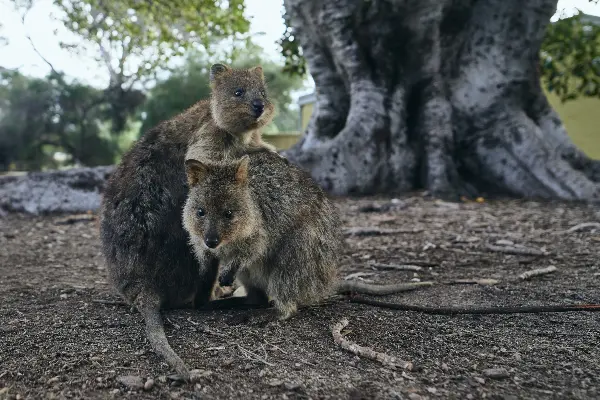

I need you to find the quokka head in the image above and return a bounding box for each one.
[209,63,275,135]
[183,155,256,251]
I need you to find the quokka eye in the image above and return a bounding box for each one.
[197,208,205,217]
[224,210,233,219]
[234,88,244,97]
[260,90,266,97]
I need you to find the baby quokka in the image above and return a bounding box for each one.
[183,151,342,319]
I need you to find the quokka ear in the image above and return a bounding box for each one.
[234,155,250,184]
[185,159,210,186]
[209,63,231,84]
[249,66,264,80]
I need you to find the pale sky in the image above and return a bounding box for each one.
[0,0,598,91]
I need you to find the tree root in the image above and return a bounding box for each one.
[331,318,412,370]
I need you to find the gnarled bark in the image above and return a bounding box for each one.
[283,0,600,201]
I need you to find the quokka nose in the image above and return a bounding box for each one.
[204,236,220,249]
[251,99,264,117]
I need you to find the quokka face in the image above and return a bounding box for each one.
[209,64,275,134]
[183,156,256,251]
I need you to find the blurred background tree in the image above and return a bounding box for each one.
[540,10,600,102]
[0,0,306,172]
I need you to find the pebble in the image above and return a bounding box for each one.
[117,375,145,390]
[284,382,302,391]
[46,377,60,385]
[267,379,283,387]
[474,377,486,385]
[408,393,422,400]
[110,389,120,395]
[144,379,154,391]
[482,368,509,380]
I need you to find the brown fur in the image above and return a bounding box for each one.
[185,64,277,163]
[182,152,341,320]
[99,63,277,380]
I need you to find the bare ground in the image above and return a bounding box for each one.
[1,194,599,400]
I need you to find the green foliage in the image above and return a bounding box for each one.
[140,46,304,135]
[278,9,306,77]
[29,0,250,83]
[541,11,600,102]
[0,69,121,171]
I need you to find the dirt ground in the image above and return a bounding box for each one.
[1,194,599,400]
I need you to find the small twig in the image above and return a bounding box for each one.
[165,318,180,330]
[519,266,557,280]
[369,263,422,272]
[197,324,226,338]
[236,344,275,367]
[54,214,96,225]
[449,278,499,286]
[485,243,546,256]
[344,272,376,280]
[562,222,600,234]
[344,227,422,237]
[332,318,412,370]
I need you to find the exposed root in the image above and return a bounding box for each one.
[519,265,557,280]
[485,243,547,256]
[331,318,412,370]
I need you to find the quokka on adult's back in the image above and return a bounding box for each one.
[99,63,277,380]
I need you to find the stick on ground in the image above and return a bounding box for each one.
[485,243,546,256]
[344,227,421,237]
[331,318,412,370]
[369,263,422,272]
[563,222,600,234]
[449,278,499,286]
[519,265,557,280]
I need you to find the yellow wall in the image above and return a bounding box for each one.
[296,90,600,160]
[301,103,314,131]
[262,132,303,150]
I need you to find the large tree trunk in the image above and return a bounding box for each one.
[283,0,600,200]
